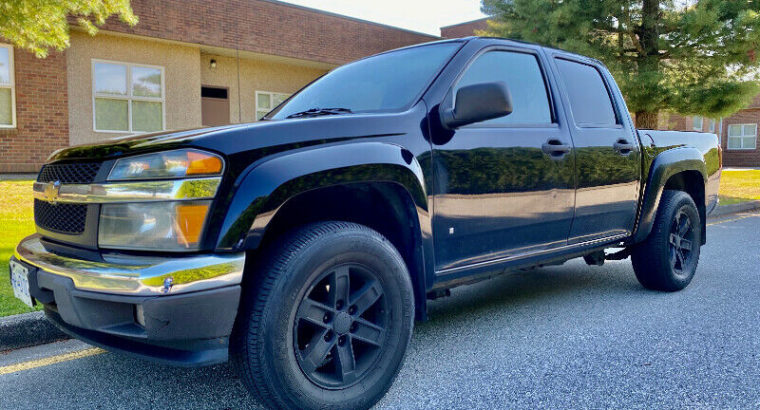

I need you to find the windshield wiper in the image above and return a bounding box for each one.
[286,107,353,119]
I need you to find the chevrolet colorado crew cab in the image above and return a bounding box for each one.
[10,37,721,409]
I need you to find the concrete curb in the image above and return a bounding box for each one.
[711,200,760,218]
[0,311,68,352]
[0,173,37,181]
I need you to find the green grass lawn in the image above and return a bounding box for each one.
[0,170,757,317]
[718,170,760,205]
[0,180,39,317]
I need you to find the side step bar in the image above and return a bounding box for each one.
[583,248,632,266]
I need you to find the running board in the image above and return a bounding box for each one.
[583,248,632,266]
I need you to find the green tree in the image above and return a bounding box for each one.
[481,0,760,128]
[0,0,137,58]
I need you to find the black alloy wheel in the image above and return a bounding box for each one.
[632,190,702,291]
[668,209,697,278]
[231,221,414,410]
[294,263,388,389]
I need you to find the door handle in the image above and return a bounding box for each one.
[542,139,571,158]
[613,139,636,155]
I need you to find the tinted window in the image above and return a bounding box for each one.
[555,58,618,127]
[453,51,552,125]
[270,43,460,119]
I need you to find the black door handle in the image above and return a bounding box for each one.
[613,139,636,155]
[542,139,571,158]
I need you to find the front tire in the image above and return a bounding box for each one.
[632,190,702,291]
[231,221,415,410]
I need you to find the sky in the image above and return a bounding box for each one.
[280,0,487,36]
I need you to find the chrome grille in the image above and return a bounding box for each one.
[34,199,87,234]
[37,162,101,184]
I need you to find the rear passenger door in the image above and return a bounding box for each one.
[551,57,641,244]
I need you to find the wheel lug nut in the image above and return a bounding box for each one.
[348,306,356,315]
[336,300,344,310]
[323,313,331,323]
[324,331,333,341]
[338,336,346,345]
[350,323,357,332]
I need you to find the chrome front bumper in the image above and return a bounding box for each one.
[14,234,245,296]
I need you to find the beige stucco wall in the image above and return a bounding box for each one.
[200,53,329,124]
[67,32,202,145]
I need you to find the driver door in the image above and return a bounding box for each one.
[431,48,576,273]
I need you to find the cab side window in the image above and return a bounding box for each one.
[453,51,552,126]
[554,58,618,127]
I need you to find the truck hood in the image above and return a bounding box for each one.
[48,104,425,176]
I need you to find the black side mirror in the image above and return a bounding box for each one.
[441,82,513,129]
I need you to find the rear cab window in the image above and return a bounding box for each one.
[554,58,619,128]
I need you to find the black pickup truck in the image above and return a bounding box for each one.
[10,37,720,409]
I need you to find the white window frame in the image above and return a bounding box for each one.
[708,119,716,133]
[255,91,290,120]
[92,59,166,133]
[692,116,703,131]
[727,123,758,150]
[0,44,16,129]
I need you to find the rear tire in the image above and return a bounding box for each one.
[631,190,702,291]
[231,221,414,410]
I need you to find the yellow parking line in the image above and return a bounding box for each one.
[707,213,760,226]
[0,347,105,376]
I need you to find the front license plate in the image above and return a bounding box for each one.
[10,260,34,308]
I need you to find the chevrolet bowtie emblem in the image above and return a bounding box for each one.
[45,180,61,204]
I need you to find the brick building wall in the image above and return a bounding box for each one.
[98,0,438,66]
[440,18,489,38]
[720,109,760,167]
[1,0,438,173]
[659,113,690,131]
[0,49,69,173]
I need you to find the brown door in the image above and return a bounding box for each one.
[201,86,230,126]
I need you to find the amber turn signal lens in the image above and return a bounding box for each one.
[174,203,210,246]
[187,151,223,175]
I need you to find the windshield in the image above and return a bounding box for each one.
[269,42,461,119]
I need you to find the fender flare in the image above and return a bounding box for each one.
[215,141,428,250]
[632,147,707,243]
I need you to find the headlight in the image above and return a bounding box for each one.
[99,149,223,251]
[99,201,211,251]
[108,149,223,181]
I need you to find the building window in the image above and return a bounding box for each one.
[692,116,703,131]
[92,60,164,133]
[255,91,290,120]
[0,44,16,128]
[708,119,716,133]
[727,123,757,150]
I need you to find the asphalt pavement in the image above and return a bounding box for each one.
[1,212,759,409]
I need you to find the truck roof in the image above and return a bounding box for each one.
[354,36,606,72]
[462,36,606,66]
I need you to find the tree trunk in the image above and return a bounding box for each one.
[635,0,661,131]
[635,111,659,129]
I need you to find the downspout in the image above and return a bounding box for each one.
[236,48,242,123]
